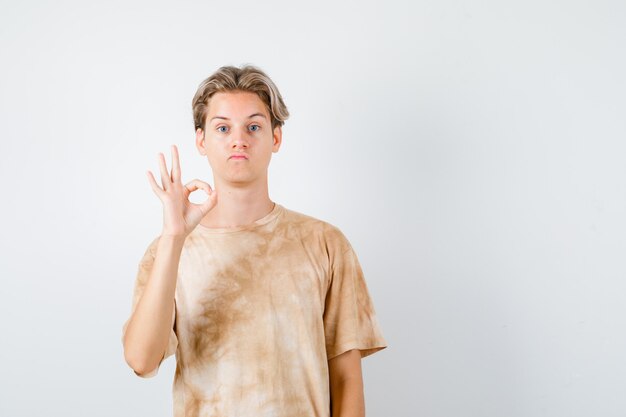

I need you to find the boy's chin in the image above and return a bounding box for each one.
[221,173,262,187]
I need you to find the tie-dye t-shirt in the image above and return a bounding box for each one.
[121,203,388,417]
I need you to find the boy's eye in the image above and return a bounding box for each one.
[216,125,260,133]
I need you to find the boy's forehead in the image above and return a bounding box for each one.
[207,91,268,119]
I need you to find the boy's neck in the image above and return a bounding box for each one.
[199,178,274,229]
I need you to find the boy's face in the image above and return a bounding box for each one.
[195,90,282,186]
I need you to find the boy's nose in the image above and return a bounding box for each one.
[231,139,249,149]
[230,129,250,148]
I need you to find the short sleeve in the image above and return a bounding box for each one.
[323,241,388,361]
[121,235,178,378]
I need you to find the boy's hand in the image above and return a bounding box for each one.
[146,144,217,237]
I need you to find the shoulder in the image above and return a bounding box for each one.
[147,234,161,253]
[138,234,162,262]
[279,205,353,253]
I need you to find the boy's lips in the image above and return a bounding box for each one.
[229,153,249,160]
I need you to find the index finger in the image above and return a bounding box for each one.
[171,144,181,183]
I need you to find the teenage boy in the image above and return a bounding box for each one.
[122,64,388,417]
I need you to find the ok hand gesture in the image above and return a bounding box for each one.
[146,145,217,238]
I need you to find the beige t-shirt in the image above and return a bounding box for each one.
[121,203,388,417]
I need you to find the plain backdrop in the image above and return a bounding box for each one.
[1,0,625,416]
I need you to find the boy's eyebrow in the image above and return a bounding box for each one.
[210,113,267,122]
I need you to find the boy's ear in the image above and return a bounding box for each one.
[195,128,206,155]
[272,125,282,153]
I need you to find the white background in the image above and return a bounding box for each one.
[1,0,625,416]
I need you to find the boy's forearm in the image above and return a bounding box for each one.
[123,234,185,375]
[330,376,365,417]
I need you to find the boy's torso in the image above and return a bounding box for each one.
[170,204,345,417]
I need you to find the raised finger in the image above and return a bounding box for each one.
[158,152,171,190]
[171,145,181,183]
[146,170,164,197]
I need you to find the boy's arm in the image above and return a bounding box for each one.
[328,349,365,417]
[122,234,184,376]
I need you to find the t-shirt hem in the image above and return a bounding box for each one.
[326,340,388,361]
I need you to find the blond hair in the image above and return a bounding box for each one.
[192,64,290,132]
